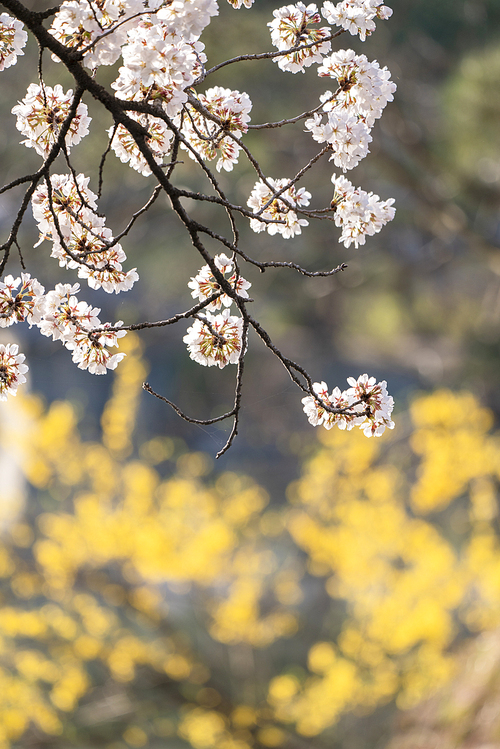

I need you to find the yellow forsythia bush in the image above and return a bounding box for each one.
[1,335,500,747]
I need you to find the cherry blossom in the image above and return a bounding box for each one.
[302,375,394,436]
[305,48,396,173]
[12,83,91,157]
[32,174,138,294]
[0,343,28,400]
[0,12,27,71]
[247,178,311,237]
[305,109,372,171]
[183,310,244,368]
[301,381,334,426]
[37,283,100,344]
[156,0,219,41]
[49,0,146,69]
[302,381,362,431]
[111,16,201,116]
[0,273,46,328]
[226,0,254,7]
[182,86,252,172]
[67,325,126,375]
[50,222,138,294]
[321,0,393,41]
[32,173,100,245]
[188,254,251,311]
[345,373,395,436]
[331,174,396,248]
[318,50,396,127]
[36,282,126,375]
[268,3,331,73]
[108,114,174,176]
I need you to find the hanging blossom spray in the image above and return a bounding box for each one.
[0,0,395,452]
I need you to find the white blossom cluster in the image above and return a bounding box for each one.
[302,374,394,437]
[11,84,91,158]
[0,274,125,377]
[111,15,202,116]
[184,254,249,368]
[250,2,395,242]
[0,12,27,71]
[38,283,126,375]
[302,47,395,172]
[32,174,139,294]
[268,3,332,73]
[322,0,392,41]
[318,49,396,126]
[49,0,148,68]
[304,49,395,172]
[156,0,219,41]
[182,86,252,172]
[226,0,254,8]
[188,253,251,312]
[108,114,175,176]
[305,109,372,171]
[0,273,45,329]
[0,343,28,401]
[183,309,244,369]
[331,174,395,248]
[247,178,311,238]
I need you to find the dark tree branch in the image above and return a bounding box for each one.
[0,0,383,454]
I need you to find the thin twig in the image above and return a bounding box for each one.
[143,382,236,426]
[92,293,223,335]
[196,29,345,83]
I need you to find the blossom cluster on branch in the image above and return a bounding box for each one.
[0,0,396,453]
[302,374,394,437]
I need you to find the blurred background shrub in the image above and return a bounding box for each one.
[1,336,500,747]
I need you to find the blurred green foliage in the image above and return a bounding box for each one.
[443,43,500,187]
